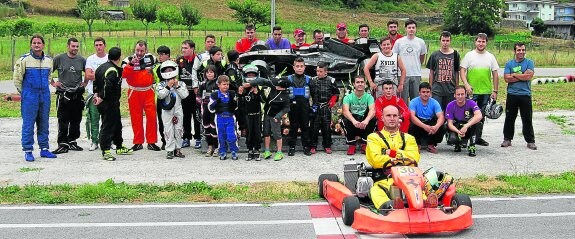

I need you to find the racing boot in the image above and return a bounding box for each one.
[254,151,261,161]
[231,151,238,161]
[116,145,134,155]
[288,147,296,156]
[52,144,69,154]
[194,139,202,149]
[24,151,35,162]
[68,142,84,151]
[102,150,116,161]
[219,152,227,160]
[303,147,312,156]
[246,150,254,161]
[454,144,462,152]
[174,149,185,158]
[468,145,477,157]
[40,148,57,158]
[181,138,191,148]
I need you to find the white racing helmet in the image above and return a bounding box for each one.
[160,60,179,80]
[483,98,503,119]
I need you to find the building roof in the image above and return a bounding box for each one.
[544,20,575,25]
[505,0,557,3]
[556,3,575,8]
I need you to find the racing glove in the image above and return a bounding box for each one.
[328,96,338,108]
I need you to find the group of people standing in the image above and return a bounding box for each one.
[13,18,537,163]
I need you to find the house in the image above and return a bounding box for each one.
[110,0,129,8]
[555,3,575,22]
[544,20,575,39]
[505,0,557,24]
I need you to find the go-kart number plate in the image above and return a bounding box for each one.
[397,166,419,177]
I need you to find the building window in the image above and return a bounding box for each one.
[523,16,526,20]
[513,3,517,8]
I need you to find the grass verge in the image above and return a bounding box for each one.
[546,114,575,135]
[1,172,574,204]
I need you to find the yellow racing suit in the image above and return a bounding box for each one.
[366,129,420,209]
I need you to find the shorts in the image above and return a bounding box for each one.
[263,115,282,140]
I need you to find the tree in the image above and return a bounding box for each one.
[76,0,100,37]
[443,0,503,36]
[131,0,159,37]
[531,17,546,36]
[157,6,182,36]
[12,18,33,38]
[181,3,202,36]
[227,0,271,29]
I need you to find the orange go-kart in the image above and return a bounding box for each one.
[318,158,473,234]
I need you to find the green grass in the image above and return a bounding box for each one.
[546,114,575,135]
[1,172,574,204]
[19,167,44,173]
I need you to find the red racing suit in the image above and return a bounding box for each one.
[375,95,410,133]
[235,37,259,53]
[122,54,158,145]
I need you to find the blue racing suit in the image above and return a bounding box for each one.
[208,90,239,155]
[13,50,53,152]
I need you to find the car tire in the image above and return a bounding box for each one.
[451,193,472,211]
[342,196,360,226]
[318,174,339,199]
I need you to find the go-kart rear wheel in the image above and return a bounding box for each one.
[342,196,360,226]
[318,174,339,199]
[451,193,472,210]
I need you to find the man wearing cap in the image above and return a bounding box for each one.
[336,22,353,44]
[266,26,291,50]
[291,28,311,50]
[236,24,259,53]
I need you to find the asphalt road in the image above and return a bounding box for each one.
[0,68,573,94]
[1,195,574,239]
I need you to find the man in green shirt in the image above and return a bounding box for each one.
[341,75,376,155]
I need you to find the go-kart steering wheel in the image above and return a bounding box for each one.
[382,157,418,169]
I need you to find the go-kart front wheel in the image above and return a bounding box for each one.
[342,196,360,226]
[451,193,472,210]
[318,174,339,199]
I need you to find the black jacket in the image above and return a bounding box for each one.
[94,61,123,102]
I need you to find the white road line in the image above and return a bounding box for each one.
[474,212,575,219]
[0,220,314,229]
[312,218,341,235]
[0,202,329,210]
[472,195,575,201]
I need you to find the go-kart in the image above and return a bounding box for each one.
[318,158,473,234]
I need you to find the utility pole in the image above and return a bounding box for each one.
[270,0,276,36]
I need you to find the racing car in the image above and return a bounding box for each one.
[318,158,473,234]
[238,36,380,89]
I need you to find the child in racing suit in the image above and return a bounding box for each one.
[366,105,420,209]
[208,75,239,160]
[309,62,340,154]
[238,64,264,161]
[199,65,220,157]
[156,60,189,159]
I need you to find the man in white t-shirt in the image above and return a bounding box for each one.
[392,19,427,106]
[84,37,108,151]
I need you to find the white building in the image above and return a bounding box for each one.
[506,0,557,24]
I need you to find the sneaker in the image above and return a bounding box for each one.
[347,145,357,155]
[231,151,238,160]
[89,143,99,151]
[254,151,261,161]
[212,148,219,157]
[219,153,227,160]
[527,143,538,150]
[360,144,367,154]
[116,146,134,155]
[182,139,191,148]
[468,145,477,157]
[52,144,69,154]
[246,150,254,161]
[24,152,34,162]
[476,138,489,147]
[167,151,174,159]
[68,142,83,151]
[427,145,438,154]
[325,148,332,154]
[194,139,202,149]
[263,151,272,160]
[205,146,214,157]
[147,143,161,151]
[454,144,462,152]
[102,150,116,161]
[274,151,284,161]
[304,147,312,156]
[310,147,317,154]
[40,148,57,158]
[131,144,143,151]
[288,147,295,156]
[174,149,185,158]
[501,140,512,147]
